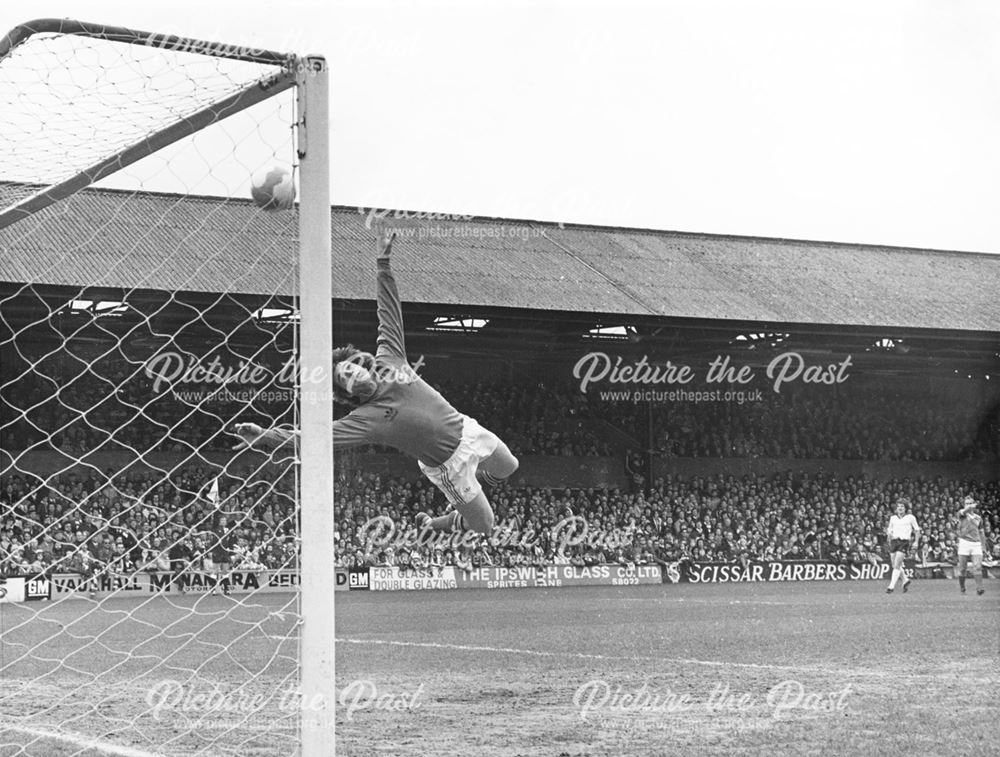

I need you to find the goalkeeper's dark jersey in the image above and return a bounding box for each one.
[332,257,463,467]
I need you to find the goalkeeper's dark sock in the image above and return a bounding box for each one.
[478,470,504,488]
[958,576,966,591]
[428,511,466,532]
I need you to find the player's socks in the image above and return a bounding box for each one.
[902,580,909,593]
[958,575,966,592]
[426,511,467,532]
[478,470,504,488]
[888,568,901,590]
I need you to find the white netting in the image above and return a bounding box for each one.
[0,20,310,757]
[0,23,290,204]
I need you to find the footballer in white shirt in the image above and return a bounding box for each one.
[885,498,920,594]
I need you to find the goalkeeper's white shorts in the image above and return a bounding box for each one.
[957,538,983,557]
[418,415,500,506]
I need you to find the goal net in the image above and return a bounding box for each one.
[0,19,333,757]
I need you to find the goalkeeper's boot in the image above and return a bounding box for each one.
[977,589,985,596]
[885,587,893,594]
[415,512,431,530]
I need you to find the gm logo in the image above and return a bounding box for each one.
[348,570,370,590]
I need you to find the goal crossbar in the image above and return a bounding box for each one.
[0,18,292,65]
[0,19,298,232]
[0,71,297,231]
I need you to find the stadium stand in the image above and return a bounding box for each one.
[4,461,998,578]
[2,188,998,580]
[2,355,997,460]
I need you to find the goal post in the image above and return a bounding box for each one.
[296,54,336,753]
[0,18,334,757]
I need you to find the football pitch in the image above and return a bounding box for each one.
[2,580,997,756]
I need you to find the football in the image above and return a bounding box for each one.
[250,163,296,210]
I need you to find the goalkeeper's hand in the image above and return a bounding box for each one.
[231,422,265,451]
[231,423,298,450]
[375,223,396,260]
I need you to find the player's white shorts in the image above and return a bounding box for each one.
[957,538,983,558]
[418,415,500,506]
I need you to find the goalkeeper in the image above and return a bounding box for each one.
[232,228,519,535]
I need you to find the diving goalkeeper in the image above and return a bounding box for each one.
[232,228,519,535]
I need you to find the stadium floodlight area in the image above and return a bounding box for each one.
[0,19,333,757]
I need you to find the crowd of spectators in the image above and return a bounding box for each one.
[333,470,999,571]
[3,347,997,462]
[0,466,298,579]
[3,462,996,581]
[2,343,997,581]
[631,391,998,462]
[0,345,295,456]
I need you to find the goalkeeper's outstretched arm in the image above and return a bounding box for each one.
[232,413,375,452]
[374,228,406,362]
[232,423,299,450]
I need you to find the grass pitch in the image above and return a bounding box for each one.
[2,579,997,756]
[335,580,998,757]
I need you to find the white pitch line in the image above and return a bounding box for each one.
[3,723,164,757]
[336,637,975,682]
[590,597,799,606]
[336,637,816,673]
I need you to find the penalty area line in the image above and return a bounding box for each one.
[336,637,812,673]
[336,637,955,681]
[3,723,164,757]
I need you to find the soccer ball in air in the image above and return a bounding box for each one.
[250,164,296,210]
